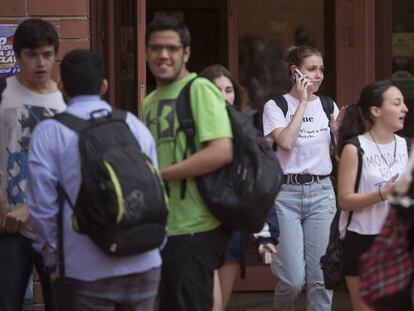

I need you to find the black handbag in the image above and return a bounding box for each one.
[320,208,352,291]
[320,136,362,291]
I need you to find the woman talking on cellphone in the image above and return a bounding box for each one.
[337,80,409,311]
[262,45,345,311]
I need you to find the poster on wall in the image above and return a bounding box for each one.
[0,24,19,78]
[392,32,414,100]
[392,32,414,80]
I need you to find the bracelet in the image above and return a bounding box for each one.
[378,187,385,201]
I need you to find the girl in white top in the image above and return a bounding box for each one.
[337,80,409,311]
[263,45,345,311]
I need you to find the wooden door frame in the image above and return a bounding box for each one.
[375,0,392,80]
[335,0,376,106]
[90,0,146,115]
[137,0,146,117]
[90,0,116,106]
[228,0,238,82]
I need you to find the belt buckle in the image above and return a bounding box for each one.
[303,175,315,185]
[290,174,299,185]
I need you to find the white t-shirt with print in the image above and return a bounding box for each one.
[0,76,66,239]
[339,135,408,236]
[263,93,339,175]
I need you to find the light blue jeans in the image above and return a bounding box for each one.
[271,177,335,311]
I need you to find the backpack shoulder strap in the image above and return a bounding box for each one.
[320,96,336,146]
[403,136,412,154]
[176,77,198,154]
[174,76,199,199]
[342,136,365,227]
[271,95,289,151]
[273,95,289,117]
[111,108,127,121]
[0,77,7,104]
[320,95,335,120]
[345,136,364,192]
[54,112,89,133]
[110,108,142,150]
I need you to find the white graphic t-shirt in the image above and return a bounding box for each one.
[263,93,339,175]
[340,135,408,236]
[0,76,66,238]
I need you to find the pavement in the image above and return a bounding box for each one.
[228,290,352,311]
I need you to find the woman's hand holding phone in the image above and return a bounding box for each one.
[293,68,311,103]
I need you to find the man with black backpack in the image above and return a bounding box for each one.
[26,49,166,310]
[144,17,234,311]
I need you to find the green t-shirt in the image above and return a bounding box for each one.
[143,73,232,236]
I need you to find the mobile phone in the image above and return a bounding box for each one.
[292,68,304,83]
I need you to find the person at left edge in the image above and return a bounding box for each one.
[0,18,66,311]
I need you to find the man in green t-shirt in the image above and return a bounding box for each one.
[144,17,233,311]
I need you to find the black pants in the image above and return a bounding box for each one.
[158,226,230,311]
[0,234,53,311]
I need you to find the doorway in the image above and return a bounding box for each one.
[146,0,229,92]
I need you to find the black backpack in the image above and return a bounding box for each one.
[54,109,168,257]
[176,78,283,233]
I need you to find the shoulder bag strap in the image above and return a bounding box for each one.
[54,112,89,133]
[174,77,198,199]
[320,95,336,147]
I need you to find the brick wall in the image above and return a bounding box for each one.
[0,2,90,309]
[0,0,91,81]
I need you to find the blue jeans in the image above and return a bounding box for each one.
[271,178,335,311]
[0,234,53,311]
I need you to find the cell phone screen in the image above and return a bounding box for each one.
[292,68,304,83]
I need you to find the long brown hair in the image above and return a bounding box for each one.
[200,64,250,111]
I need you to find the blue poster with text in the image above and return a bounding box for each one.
[0,24,20,78]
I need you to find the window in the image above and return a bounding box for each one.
[237,0,335,109]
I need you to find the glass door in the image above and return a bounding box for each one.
[90,0,146,115]
[391,0,414,136]
[236,0,335,110]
